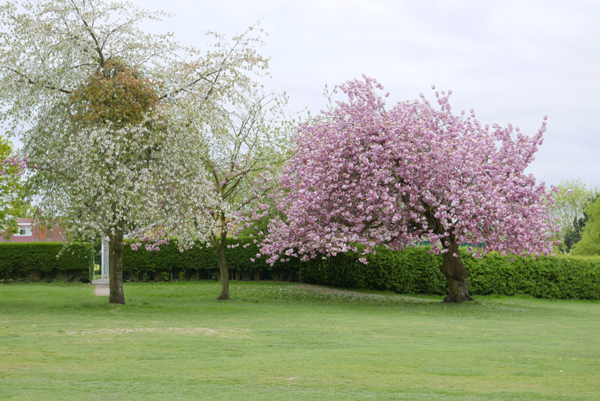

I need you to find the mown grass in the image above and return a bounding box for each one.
[0,281,599,400]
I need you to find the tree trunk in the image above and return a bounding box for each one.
[440,237,473,303]
[108,223,125,304]
[213,236,229,300]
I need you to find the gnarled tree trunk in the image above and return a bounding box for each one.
[440,236,474,303]
[108,222,125,304]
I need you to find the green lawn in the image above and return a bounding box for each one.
[0,281,599,400]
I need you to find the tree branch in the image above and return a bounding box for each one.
[4,67,72,94]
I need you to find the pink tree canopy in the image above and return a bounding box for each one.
[259,77,558,301]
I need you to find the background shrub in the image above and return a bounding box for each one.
[298,247,447,295]
[0,242,92,281]
[121,237,300,282]
[299,247,600,300]
[462,251,600,299]
[2,240,599,300]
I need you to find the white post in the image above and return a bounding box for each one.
[94,235,127,285]
[100,237,110,283]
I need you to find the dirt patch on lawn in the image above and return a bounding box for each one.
[65,327,251,338]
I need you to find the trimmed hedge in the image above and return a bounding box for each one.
[0,242,92,281]
[0,238,298,282]
[298,247,447,295]
[121,237,301,282]
[2,239,600,300]
[122,240,600,299]
[463,252,600,299]
[299,247,600,300]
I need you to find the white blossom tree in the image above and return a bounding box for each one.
[175,92,292,300]
[0,0,271,303]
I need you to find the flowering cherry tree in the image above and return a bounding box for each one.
[260,77,558,303]
[0,0,271,303]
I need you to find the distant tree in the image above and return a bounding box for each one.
[571,197,600,256]
[562,195,598,253]
[260,77,558,303]
[563,216,587,253]
[550,179,598,252]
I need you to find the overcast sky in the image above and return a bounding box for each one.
[14,0,600,188]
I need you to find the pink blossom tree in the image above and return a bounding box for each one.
[260,77,559,303]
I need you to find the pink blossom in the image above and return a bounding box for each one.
[259,76,556,272]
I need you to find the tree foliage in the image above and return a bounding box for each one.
[0,137,26,235]
[571,197,600,256]
[550,179,598,252]
[69,59,160,126]
[562,195,598,254]
[563,213,589,253]
[260,77,558,302]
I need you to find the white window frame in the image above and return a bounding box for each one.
[14,224,33,237]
